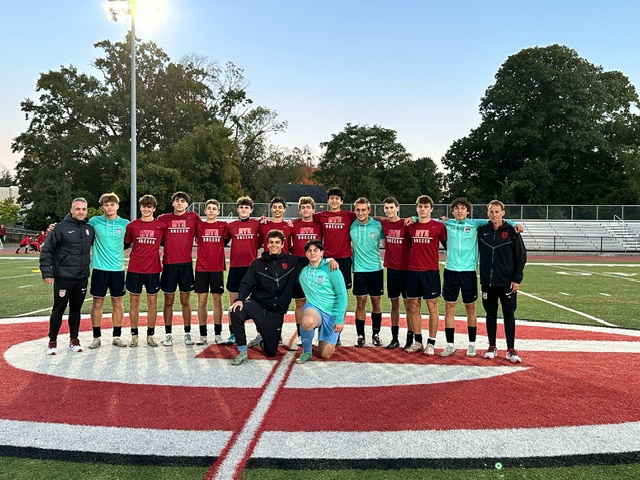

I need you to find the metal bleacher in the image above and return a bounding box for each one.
[521,220,640,253]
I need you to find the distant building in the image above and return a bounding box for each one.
[0,186,19,202]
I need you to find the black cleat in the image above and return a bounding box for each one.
[372,334,383,347]
[386,339,400,350]
[355,335,365,347]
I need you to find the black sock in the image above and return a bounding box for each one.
[445,327,455,344]
[468,326,477,343]
[165,325,172,334]
[184,326,191,333]
[113,326,122,337]
[214,324,222,335]
[372,312,382,335]
[199,325,207,337]
[356,318,366,337]
[147,328,155,336]
[131,328,139,336]
[406,330,414,343]
[415,334,423,344]
[92,327,101,338]
[428,337,436,346]
[296,323,301,336]
[391,326,399,341]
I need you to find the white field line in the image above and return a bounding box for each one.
[548,265,640,283]
[0,274,39,280]
[519,290,616,327]
[208,345,297,480]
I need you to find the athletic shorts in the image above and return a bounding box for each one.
[90,269,126,298]
[335,257,352,290]
[226,266,249,293]
[353,270,384,297]
[194,271,224,294]
[386,268,408,299]
[161,262,195,293]
[442,269,478,304]
[303,303,339,345]
[406,270,441,300]
[125,272,161,295]
[292,280,305,300]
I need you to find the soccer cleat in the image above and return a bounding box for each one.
[88,338,101,349]
[248,335,263,348]
[162,334,173,347]
[424,344,435,356]
[184,333,194,345]
[355,336,366,348]
[225,334,236,346]
[214,335,224,344]
[466,344,477,357]
[147,336,158,347]
[46,341,57,355]
[403,339,413,350]
[112,337,127,347]
[372,334,383,347]
[196,336,207,345]
[231,351,248,366]
[68,339,83,353]
[386,339,400,350]
[507,349,523,364]
[483,346,498,359]
[296,352,313,364]
[405,342,424,353]
[440,345,456,357]
[129,335,139,348]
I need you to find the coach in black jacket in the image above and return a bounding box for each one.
[40,198,95,355]
[228,229,309,364]
[478,200,527,363]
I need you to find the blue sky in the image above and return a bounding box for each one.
[1,0,639,174]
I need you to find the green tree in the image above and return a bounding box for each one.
[442,44,640,203]
[0,198,20,227]
[0,167,14,187]
[315,123,414,202]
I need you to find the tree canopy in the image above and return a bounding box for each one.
[442,44,640,204]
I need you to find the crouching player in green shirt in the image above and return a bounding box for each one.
[296,239,348,364]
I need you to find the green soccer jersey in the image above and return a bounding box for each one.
[350,217,383,273]
[89,215,129,271]
[298,259,348,324]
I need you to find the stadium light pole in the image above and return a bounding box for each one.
[103,0,138,220]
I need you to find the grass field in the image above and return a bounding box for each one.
[1,253,639,479]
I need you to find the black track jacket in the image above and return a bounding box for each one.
[478,221,526,287]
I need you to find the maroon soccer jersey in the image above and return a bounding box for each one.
[225,218,262,267]
[157,211,201,265]
[196,220,228,272]
[260,220,294,254]
[125,218,167,274]
[314,210,356,258]
[382,218,411,270]
[408,219,447,271]
[291,219,323,257]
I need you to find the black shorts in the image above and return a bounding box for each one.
[406,270,441,300]
[353,270,384,297]
[386,268,408,299]
[161,263,195,293]
[195,271,225,294]
[335,257,352,290]
[125,272,161,295]
[226,266,249,293]
[90,269,126,298]
[442,269,478,304]
[292,280,306,300]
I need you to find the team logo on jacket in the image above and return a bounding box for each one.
[281,263,288,270]
[502,232,508,239]
[318,276,323,284]
[370,232,375,238]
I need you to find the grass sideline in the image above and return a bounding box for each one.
[1,254,639,479]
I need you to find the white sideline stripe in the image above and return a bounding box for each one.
[519,290,616,327]
[0,274,38,280]
[0,419,230,456]
[212,350,297,480]
[254,422,640,459]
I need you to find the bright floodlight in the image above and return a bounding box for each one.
[102,0,167,31]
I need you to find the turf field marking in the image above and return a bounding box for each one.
[519,291,616,327]
[0,274,38,280]
[206,337,297,480]
[599,293,611,296]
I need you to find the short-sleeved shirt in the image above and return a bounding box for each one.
[314,210,357,259]
[407,219,447,271]
[89,215,130,271]
[225,218,262,267]
[260,220,293,254]
[157,211,201,265]
[291,219,323,257]
[196,220,228,272]
[350,217,383,273]
[125,218,166,274]
[382,218,411,271]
